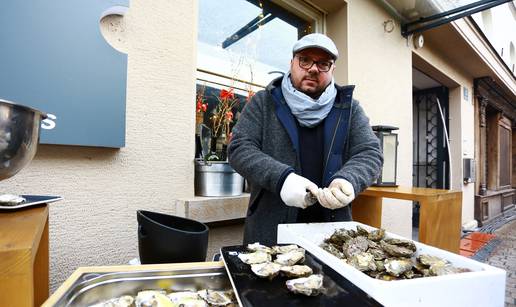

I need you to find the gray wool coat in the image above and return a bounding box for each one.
[228,77,383,245]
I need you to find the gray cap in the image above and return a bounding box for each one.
[292,33,339,60]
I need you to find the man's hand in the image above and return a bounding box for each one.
[280,173,319,209]
[316,178,355,209]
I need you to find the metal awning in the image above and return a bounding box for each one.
[378,0,513,36]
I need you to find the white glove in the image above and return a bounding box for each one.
[280,173,319,209]
[317,178,355,210]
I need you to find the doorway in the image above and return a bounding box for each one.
[412,69,451,231]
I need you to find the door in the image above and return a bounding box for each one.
[412,86,450,226]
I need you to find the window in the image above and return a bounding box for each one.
[196,0,323,160]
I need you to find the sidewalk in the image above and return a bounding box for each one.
[484,219,516,306]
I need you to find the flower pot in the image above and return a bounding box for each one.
[194,159,244,196]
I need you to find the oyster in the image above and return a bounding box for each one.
[271,244,304,254]
[280,265,313,278]
[237,251,271,264]
[274,250,305,266]
[286,274,324,296]
[251,262,282,280]
[356,225,370,237]
[327,228,354,246]
[320,242,345,259]
[197,289,232,306]
[0,194,25,206]
[368,248,387,260]
[135,290,172,307]
[417,254,449,267]
[167,292,207,307]
[368,228,386,241]
[383,238,417,252]
[380,241,415,258]
[89,295,134,307]
[342,236,369,258]
[349,252,377,272]
[247,242,273,254]
[384,258,413,277]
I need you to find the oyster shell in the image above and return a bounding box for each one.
[167,291,207,307]
[326,228,354,246]
[285,274,324,296]
[383,238,417,252]
[368,247,387,260]
[356,225,370,237]
[384,258,413,277]
[417,254,449,267]
[349,252,377,272]
[247,242,273,254]
[342,236,369,258]
[280,265,313,278]
[320,242,345,259]
[251,262,282,280]
[274,250,305,266]
[89,295,134,307]
[135,290,171,307]
[271,244,304,254]
[380,241,415,258]
[368,228,386,241]
[197,289,232,306]
[238,251,271,264]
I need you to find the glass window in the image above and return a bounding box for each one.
[195,0,322,161]
[197,0,317,87]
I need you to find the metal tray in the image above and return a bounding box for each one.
[0,195,62,210]
[51,265,233,307]
[221,245,382,307]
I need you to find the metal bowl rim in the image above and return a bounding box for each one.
[0,98,48,119]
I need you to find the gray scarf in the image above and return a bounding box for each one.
[281,73,337,127]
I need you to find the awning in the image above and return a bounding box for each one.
[378,0,513,36]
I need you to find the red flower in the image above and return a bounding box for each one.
[220,89,235,100]
[225,111,234,121]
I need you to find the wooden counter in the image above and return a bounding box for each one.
[0,205,49,307]
[353,186,462,253]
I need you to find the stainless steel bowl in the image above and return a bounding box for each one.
[0,99,47,181]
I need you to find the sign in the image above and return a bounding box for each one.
[0,0,129,148]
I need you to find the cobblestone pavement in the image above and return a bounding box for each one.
[485,219,516,307]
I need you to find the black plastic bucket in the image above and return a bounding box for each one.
[137,210,209,264]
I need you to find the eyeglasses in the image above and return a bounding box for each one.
[296,55,334,72]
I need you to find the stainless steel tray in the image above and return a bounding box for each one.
[51,265,232,307]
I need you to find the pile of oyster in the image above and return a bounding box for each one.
[88,288,236,307]
[320,225,471,281]
[237,243,323,296]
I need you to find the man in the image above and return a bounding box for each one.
[228,33,383,245]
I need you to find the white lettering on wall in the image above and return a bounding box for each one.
[41,113,57,130]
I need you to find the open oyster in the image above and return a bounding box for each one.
[280,265,313,278]
[274,250,305,266]
[271,244,304,254]
[135,290,171,307]
[247,242,273,254]
[251,262,282,279]
[384,258,413,277]
[286,274,324,296]
[89,295,134,307]
[349,252,377,272]
[238,251,271,264]
[167,291,207,307]
[197,289,233,306]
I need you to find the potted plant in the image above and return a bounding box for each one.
[194,84,253,197]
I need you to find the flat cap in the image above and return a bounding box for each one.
[292,33,339,60]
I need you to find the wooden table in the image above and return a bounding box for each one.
[352,186,462,253]
[0,205,49,307]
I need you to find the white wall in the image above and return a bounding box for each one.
[2,0,198,291]
[345,0,414,238]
